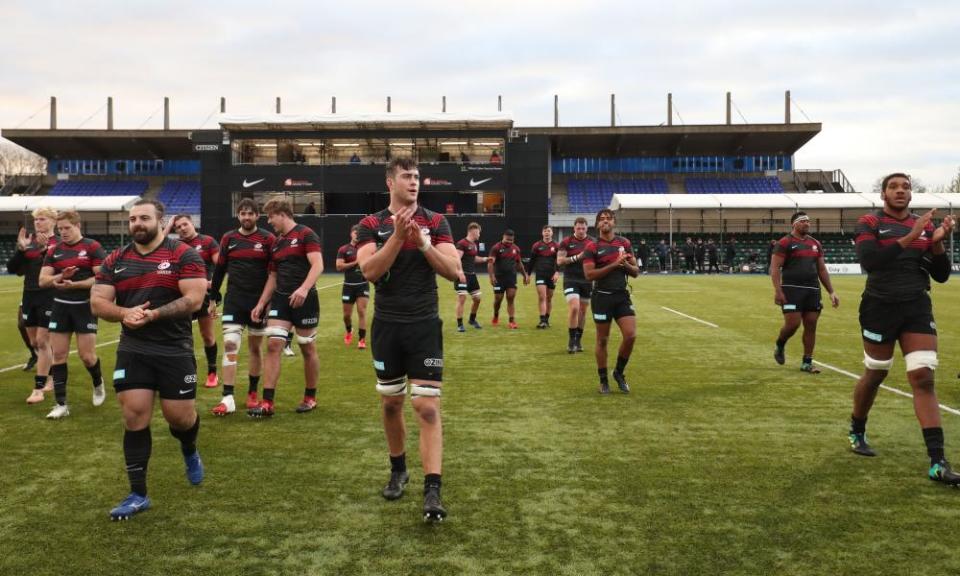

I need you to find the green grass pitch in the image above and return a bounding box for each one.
[1,272,959,575]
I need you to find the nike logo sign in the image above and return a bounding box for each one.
[114,267,127,273]
[879,229,891,234]
[242,178,265,188]
[469,178,493,187]
[54,253,63,258]
[179,389,192,395]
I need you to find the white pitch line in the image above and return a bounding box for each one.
[0,338,120,373]
[814,360,960,417]
[316,281,344,291]
[660,306,719,328]
[656,304,960,417]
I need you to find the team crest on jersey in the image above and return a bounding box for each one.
[291,238,299,246]
[79,250,87,257]
[813,245,819,252]
[254,243,263,250]
[158,261,171,270]
[195,245,202,250]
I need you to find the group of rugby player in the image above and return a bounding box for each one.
[770,173,960,485]
[6,167,958,524]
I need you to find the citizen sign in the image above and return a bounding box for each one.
[193,144,220,152]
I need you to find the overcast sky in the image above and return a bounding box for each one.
[1,0,957,190]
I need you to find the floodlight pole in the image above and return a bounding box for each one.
[50,96,57,129]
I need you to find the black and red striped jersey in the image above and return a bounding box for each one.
[337,242,365,285]
[356,205,453,323]
[529,240,559,276]
[10,235,58,292]
[560,235,594,281]
[856,210,949,302]
[774,234,823,289]
[179,234,219,280]
[583,236,633,292]
[456,238,480,275]
[96,236,206,356]
[270,223,322,295]
[213,227,275,297]
[490,241,522,276]
[42,237,106,302]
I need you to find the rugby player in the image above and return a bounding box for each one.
[38,211,107,418]
[771,212,839,373]
[249,199,323,416]
[528,225,560,329]
[209,199,275,415]
[170,215,220,389]
[582,209,639,394]
[91,200,207,520]
[848,173,960,486]
[454,222,487,332]
[488,229,529,329]
[558,217,594,353]
[356,157,460,522]
[336,225,370,349]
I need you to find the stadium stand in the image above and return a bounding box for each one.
[48,180,148,197]
[567,178,668,212]
[157,180,201,214]
[685,177,784,194]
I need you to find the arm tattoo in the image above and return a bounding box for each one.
[153,296,195,321]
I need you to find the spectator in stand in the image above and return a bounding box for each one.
[304,202,317,215]
[460,152,470,163]
[350,152,362,164]
[725,237,738,273]
[489,151,502,165]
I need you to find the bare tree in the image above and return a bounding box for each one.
[872,173,928,194]
[0,138,47,187]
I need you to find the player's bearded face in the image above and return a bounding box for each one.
[131,220,159,244]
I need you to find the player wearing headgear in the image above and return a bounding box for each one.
[337,225,370,349]
[771,211,839,373]
[91,199,208,520]
[38,210,107,418]
[209,198,275,415]
[558,217,594,353]
[488,229,529,329]
[848,173,960,486]
[169,215,220,389]
[9,206,57,404]
[453,222,487,332]
[249,199,323,416]
[582,209,639,394]
[529,225,560,329]
[356,157,460,522]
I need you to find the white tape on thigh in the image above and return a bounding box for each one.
[411,383,441,398]
[376,377,407,396]
[904,350,938,372]
[267,326,289,340]
[222,323,243,337]
[863,352,894,371]
[296,331,317,345]
[248,327,267,337]
[471,290,482,301]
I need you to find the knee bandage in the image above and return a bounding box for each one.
[296,331,317,345]
[266,326,289,340]
[904,350,938,372]
[376,377,407,397]
[471,290,482,301]
[411,382,441,398]
[222,324,243,366]
[863,352,894,371]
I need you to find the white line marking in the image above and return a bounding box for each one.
[660,306,719,328]
[656,306,960,417]
[814,360,960,417]
[316,281,344,291]
[0,338,120,373]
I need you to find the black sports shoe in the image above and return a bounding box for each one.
[929,460,960,486]
[599,381,610,395]
[774,346,785,365]
[23,354,38,371]
[382,470,409,500]
[567,336,576,354]
[536,321,547,329]
[848,433,876,457]
[575,336,584,353]
[612,370,630,393]
[423,485,447,523]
